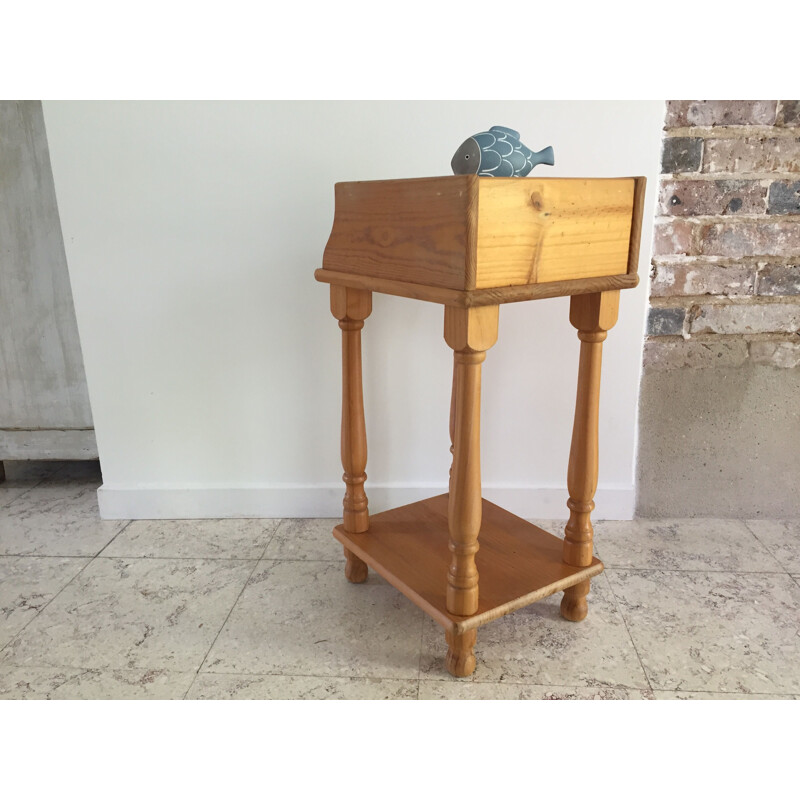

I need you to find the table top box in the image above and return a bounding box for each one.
[318,175,646,306]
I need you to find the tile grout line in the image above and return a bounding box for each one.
[194,668,655,692]
[594,566,792,575]
[1,520,291,562]
[416,612,425,701]
[3,658,792,697]
[181,519,285,700]
[0,473,54,510]
[0,522,134,659]
[0,556,795,575]
[92,520,135,558]
[740,520,792,575]
[600,571,654,694]
[0,555,261,563]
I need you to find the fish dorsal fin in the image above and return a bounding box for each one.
[489,125,520,139]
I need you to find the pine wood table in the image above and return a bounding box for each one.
[315,175,646,677]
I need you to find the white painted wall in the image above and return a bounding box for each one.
[43,101,663,520]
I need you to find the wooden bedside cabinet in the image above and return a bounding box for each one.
[315,174,646,677]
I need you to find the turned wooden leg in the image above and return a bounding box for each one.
[331,285,372,583]
[443,305,499,617]
[448,367,456,493]
[0,461,5,483]
[446,629,477,677]
[343,545,368,583]
[561,291,619,622]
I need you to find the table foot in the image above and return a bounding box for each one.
[343,547,368,583]
[560,579,590,621]
[445,629,477,677]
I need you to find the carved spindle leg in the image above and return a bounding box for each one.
[561,291,619,622]
[330,285,372,583]
[443,305,499,625]
[445,629,477,678]
[448,367,456,492]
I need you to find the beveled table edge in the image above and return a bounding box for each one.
[315,268,639,307]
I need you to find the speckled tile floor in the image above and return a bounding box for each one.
[1,461,799,700]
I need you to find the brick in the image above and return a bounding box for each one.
[749,341,800,368]
[650,263,754,297]
[704,138,800,173]
[688,302,800,335]
[665,101,777,128]
[647,306,686,336]
[699,221,800,258]
[768,181,800,215]
[652,219,696,256]
[778,101,800,127]
[643,339,748,370]
[661,137,703,173]
[658,179,765,216]
[757,265,800,296]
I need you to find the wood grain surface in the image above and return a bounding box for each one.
[321,176,641,293]
[323,176,477,290]
[476,177,636,287]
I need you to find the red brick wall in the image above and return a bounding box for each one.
[645,101,800,370]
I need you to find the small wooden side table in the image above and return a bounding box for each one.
[315,175,646,677]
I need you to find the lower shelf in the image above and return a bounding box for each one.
[333,493,603,634]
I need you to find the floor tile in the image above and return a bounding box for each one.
[4,463,800,704]
[101,518,281,560]
[0,557,89,649]
[0,485,33,508]
[420,573,649,689]
[0,485,128,556]
[262,518,342,561]
[202,560,424,680]
[607,569,800,694]
[653,690,798,700]
[0,666,194,699]
[592,519,782,572]
[419,682,654,700]
[0,557,255,671]
[0,461,64,507]
[744,520,800,574]
[187,673,418,700]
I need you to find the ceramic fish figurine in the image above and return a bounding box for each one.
[451,126,554,177]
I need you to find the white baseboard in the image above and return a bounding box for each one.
[97,483,635,521]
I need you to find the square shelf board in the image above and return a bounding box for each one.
[333,493,603,634]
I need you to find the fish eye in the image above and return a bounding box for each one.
[465,155,470,159]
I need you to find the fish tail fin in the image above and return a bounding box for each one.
[534,145,555,166]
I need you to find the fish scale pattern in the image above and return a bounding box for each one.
[451,125,554,178]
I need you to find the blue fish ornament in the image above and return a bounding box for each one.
[451,126,554,177]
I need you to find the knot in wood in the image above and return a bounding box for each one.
[371,226,396,247]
